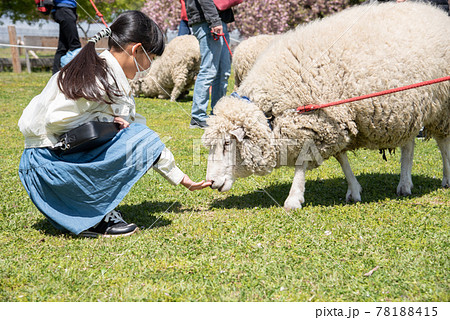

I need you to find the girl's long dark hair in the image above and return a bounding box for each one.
[57,11,165,104]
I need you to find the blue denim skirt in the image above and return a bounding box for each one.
[18,123,165,235]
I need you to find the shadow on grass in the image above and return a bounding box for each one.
[31,201,182,237]
[118,201,184,228]
[136,93,193,103]
[176,94,193,103]
[210,173,443,209]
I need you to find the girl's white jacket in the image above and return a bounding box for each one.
[18,50,185,185]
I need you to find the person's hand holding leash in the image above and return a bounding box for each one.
[211,25,223,38]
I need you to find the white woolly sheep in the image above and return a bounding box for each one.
[233,34,276,89]
[130,35,200,101]
[203,2,450,210]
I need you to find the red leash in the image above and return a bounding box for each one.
[212,32,233,57]
[89,0,108,27]
[297,75,450,113]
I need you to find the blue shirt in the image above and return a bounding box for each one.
[54,0,77,8]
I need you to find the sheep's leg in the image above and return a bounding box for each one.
[284,162,307,210]
[435,136,450,188]
[335,152,362,202]
[170,88,182,102]
[397,138,415,196]
[170,75,186,101]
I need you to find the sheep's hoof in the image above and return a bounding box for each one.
[442,177,449,188]
[283,197,303,210]
[345,194,361,202]
[345,192,361,203]
[397,183,413,196]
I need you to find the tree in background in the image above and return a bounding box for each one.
[141,0,365,38]
[234,0,366,37]
[0,0,146,36]
[1,0,365,38]
[141,0,180,33]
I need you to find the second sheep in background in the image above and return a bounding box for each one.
[232,34,276,89]
[130,35,200,101]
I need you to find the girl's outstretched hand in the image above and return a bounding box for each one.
[180,175,212,191]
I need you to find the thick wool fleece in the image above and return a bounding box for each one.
[233,34,276,89]
[130,35,200,101]
[206,2,449,173]
[238,2,449,154]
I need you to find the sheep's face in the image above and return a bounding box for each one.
[203,132,252,192]
[202,96,278,192]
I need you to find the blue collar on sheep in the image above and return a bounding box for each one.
[230,92,274,130]
[230,92,251,102]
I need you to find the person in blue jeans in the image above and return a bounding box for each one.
[185,0,234,129]
[51,0,81,74]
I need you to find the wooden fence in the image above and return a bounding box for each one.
[1,25,108,72]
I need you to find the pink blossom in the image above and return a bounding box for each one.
[142,0,363,38]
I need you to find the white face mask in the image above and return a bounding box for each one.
[132,47,153,81]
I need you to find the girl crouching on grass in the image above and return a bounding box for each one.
[18,11,211,238]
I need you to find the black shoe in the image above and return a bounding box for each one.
[80,210,139,238]
[189,118,208,129]
[417,128,425,138]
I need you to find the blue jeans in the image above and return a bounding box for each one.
[191,22,231,122]
[178,20,191,36]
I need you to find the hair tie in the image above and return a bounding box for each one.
[88,28,112,44]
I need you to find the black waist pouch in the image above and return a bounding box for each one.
[53,121,120,154]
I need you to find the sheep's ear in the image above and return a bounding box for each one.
[230,127,245,142]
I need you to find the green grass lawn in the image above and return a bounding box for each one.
[0,72,448,302]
